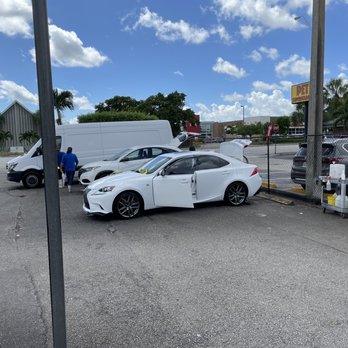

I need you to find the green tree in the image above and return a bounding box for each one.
[290,104,305,126]
[78,111,158,123]
[334,91,348,130]
[94,91,198,136]
[275,116,290,135]
[95,96,139,112]
[137,92,197,136]
[32,110,41,125]
[53,89,74,125]
[0,130,13,149]
[19,130,40,150]
[324,78,348,122]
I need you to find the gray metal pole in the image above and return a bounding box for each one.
[306,0,325,200]
[31,1,67,347]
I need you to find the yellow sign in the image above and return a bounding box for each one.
[291,82,310,104]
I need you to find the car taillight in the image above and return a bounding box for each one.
[322,158,343,164]
[250,167,259,176]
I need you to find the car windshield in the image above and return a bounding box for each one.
[137,155,172,174]
[104,148,130,161]
[295,144,334,157]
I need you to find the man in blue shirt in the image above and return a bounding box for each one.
[61,147,79,193]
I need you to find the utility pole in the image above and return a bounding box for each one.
[241,105,245,123]
[31,0,67,347]
[306,0,325,200]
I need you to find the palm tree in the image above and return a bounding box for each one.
[53,89,74,125]
[0,130,13,150]
[19,130,40,151]
[334,92,348,131]
[324,78,348,121]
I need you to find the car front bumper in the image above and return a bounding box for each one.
[7,171,24,183]
[83,189,114,215]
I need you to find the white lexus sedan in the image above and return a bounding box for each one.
[78,145,181,186]
[83,151,262,219]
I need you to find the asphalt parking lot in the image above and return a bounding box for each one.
[1,155,348,348]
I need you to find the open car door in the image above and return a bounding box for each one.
[153,174,194,208]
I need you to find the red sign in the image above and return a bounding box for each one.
[273,124,280,133]
[266,124,273,137]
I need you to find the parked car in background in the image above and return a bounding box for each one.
[291,138,348,188]
[203,136,224,143]
[78,145,181,186]
[83,151,262,219]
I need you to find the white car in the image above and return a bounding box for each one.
[78,145,181,186]
[83,151,262,219]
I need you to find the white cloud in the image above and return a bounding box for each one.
[259,46,279,60]
[0,0,108,68]
[132,7,234,45]
[214,0,301,31]
[0,0,32,37]
[338,63,348,71]
[174,71,184,77]
[211,25,233,44]
[0,80,38,105]
[212,57,246,78]
[73,95,94,111]
[196,102,244,122]
[196,88,295,122]
[239,25,263,40]
[247,90,294,116]
[338,73,348,86]
[252,80,292,92]
[30,25,109,68]
[249,46,279,62]
[275,54,310,78]
[134,7,210,44]
[221,92,244,102]
[249,50,262,62]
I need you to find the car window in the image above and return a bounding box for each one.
[106,148,130,161]
[165,157,195,175]
[124,149,143,161]
[158,147,177,154]
[195,155,229,170]
[295,144,334,157]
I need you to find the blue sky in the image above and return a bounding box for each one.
[1,0,348,124]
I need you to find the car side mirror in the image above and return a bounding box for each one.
[120,158,129,162]
[159,169,166,176]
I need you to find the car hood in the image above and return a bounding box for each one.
[86,170,146,189]
[82,160,115,168]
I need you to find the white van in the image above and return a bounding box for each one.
[6,120,184,188]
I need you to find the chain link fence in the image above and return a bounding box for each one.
[249,133,348,200]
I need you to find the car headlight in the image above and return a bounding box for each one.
[8,163,18,171]
[92,185,115,195]
[83,166,101,173]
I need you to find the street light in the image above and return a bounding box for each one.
[240,105,245,123]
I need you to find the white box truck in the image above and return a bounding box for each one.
[6,120,184,188]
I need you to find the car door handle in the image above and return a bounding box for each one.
[222,171,230,175]
[179,179,189,183]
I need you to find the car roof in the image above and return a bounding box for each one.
[158,150,234,161]
[299,138,348,147]
[127,144,180,150]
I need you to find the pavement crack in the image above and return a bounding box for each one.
[24,265,50,347]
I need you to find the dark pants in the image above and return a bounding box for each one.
[66,171,74,185]
[58,169,62,179]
